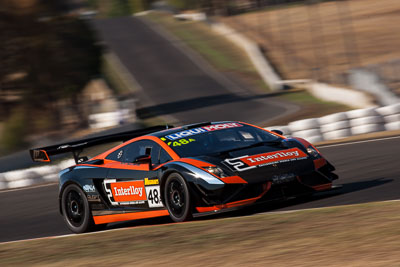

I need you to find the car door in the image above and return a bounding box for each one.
[103,140,166,209]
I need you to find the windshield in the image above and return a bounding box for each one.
[160,122,282,158]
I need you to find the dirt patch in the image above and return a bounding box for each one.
[1,200,400,266]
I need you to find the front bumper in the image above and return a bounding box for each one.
[194,165,337,214]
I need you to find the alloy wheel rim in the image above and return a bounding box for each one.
[65,190,84,227]
[168,179,186,217]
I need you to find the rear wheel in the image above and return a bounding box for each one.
[61,184,95,233]
[164,173,192,222]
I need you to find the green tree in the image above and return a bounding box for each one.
[167,0,199,10]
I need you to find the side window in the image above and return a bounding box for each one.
[148,143,160,165]
[105,142,142,163]
[124,141,160,163]
[106,140,173,165]
[106,147,126,162]
[123,142,142,163]
[136,141,170,165]
[159,148,173,164]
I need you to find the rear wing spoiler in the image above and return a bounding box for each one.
[29,125,172,164]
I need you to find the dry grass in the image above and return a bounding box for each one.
[1,200,400,266]
[221,0,400,88]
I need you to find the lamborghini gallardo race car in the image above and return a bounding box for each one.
[30,122,338,233]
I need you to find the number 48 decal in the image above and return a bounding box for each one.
[145,186,163,208]
[167,138,196,147]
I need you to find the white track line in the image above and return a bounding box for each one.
[317,135,400,149]
[2,199,399,245]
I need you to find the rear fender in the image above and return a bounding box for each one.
[58,171,100,215]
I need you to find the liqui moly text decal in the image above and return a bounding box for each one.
[165,123,242,140]
[109,181,146,203]
[224,148,308,172]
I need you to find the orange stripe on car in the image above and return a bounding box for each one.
[93,210,169,224]
[220,176,247,184]
[312,183,332,191]
[94,135,180,161]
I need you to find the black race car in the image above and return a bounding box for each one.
[30,122,338,233]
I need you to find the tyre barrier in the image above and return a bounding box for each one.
[320,121,350,133]
[0,159,75,190]
[346,107,379,119]
[351,124,386,135]
[349,116,384,127]
[377,104,400,116]
[288,118,320,132]
[383,114,400,123]
[322,128,352,140]
[385,121,400,131]
[1,104,400,190]
[318,112,348,125]
[267,103,400,142]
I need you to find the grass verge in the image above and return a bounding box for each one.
[1,200,400,266]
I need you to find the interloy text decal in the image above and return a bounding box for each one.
[240,148,308,167]
[110,181,146,202]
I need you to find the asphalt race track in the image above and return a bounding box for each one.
[91,16,296,125]
[1,136,399,243]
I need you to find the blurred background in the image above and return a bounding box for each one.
[1,0,400,158]
[2,1,400,254]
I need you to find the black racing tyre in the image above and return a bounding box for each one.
[61,183,95,233]
[164,173,192,222]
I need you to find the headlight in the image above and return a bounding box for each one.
[204,166,227,178]
[306,147,320,158]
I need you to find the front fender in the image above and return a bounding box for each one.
[159,162,225,207]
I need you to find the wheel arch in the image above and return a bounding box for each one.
[159,162,210,209]
[160,170,176,204]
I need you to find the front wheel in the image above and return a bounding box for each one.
[61,184,95,233]
[164,173,192,222]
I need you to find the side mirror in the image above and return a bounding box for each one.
[134,154,151,164]
[271,129,283,135]
[133,154,152,170]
